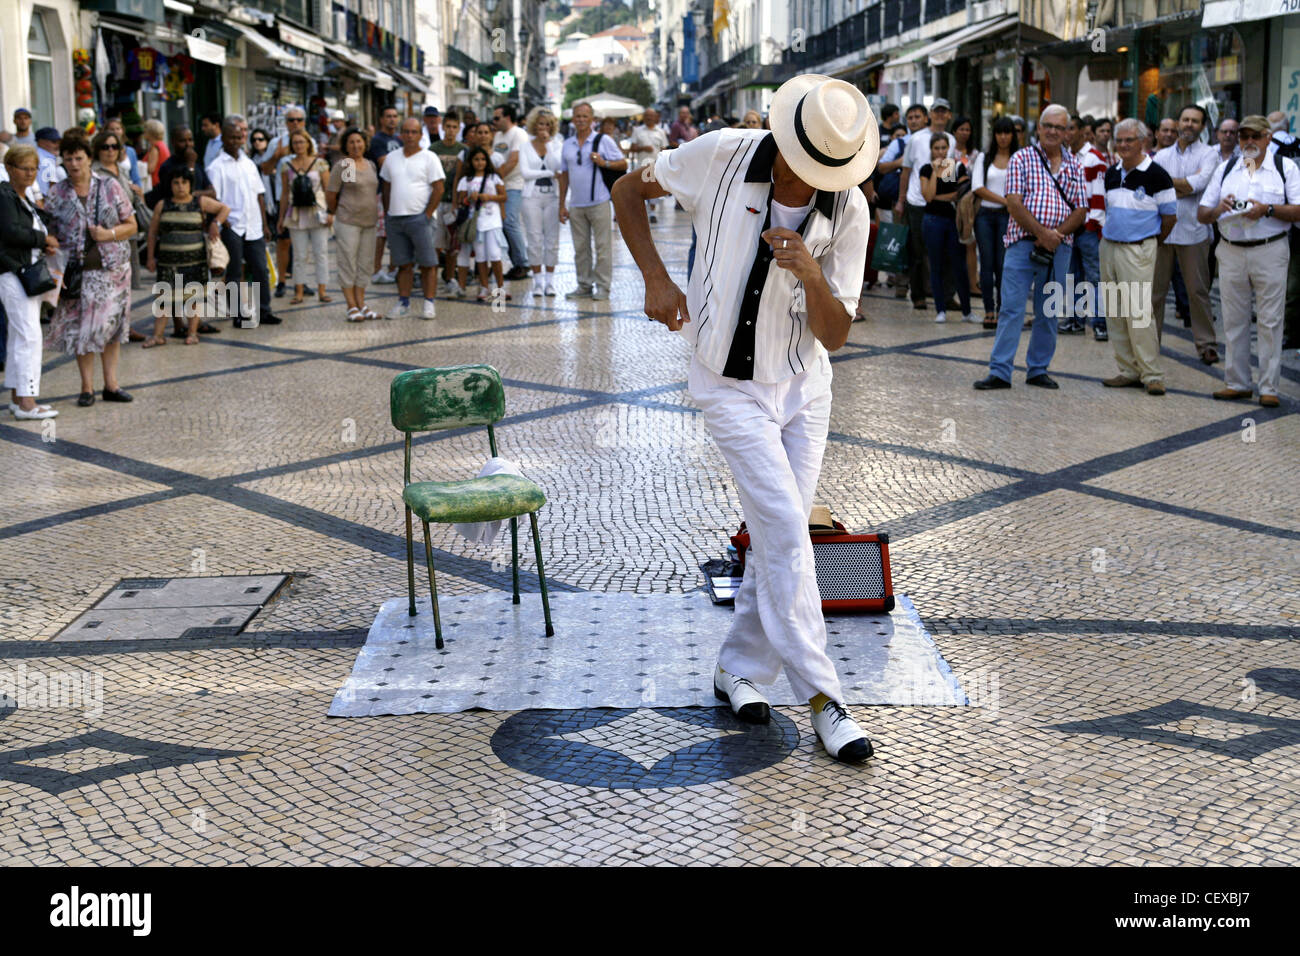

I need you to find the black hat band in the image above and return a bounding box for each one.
[794,92,863,168]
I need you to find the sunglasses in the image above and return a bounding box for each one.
[100,143,120,151]
[1238,130,1265,140]
[286,117,305,123]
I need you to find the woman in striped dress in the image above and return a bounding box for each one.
[143,168,228,346]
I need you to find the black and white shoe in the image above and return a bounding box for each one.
[811,699,873,762]
[713,666,770,724]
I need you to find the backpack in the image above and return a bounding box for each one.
[589,133,622,196]
[290,166,316,207]
[1272,134,1300,162]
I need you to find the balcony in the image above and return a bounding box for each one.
[780,9,871,70]
[698,45,758,93]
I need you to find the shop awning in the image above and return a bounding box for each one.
[323,42,394,89]
[390,67,433,94]
[1201,0,1285,27]
[279,23,326,56]
[829,54,887,80]
[926,15,1018,66]
[224,19,294,63]
[185,32,227,67]
[884,15,1017,70]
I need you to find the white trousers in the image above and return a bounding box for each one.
[1217,238,1287,396]
[289,225,330,288]
[522,190,560,268]
[1,272,43,398]
[688,350,843,704]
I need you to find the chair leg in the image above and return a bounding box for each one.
[421,520,444,650]
[529,510,554,637]
[510,516,520,605]
[405,505,416,617]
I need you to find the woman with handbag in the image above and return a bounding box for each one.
[0,146,60,419]
[325,128,380,322]
[45,133,138,407]
[919,134,975,325]
[278,130,333,305]
[519,108,563,298]
[453,146,508,302]
[143,167,229,346]
[951,116,982,299]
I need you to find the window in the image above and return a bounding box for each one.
[28,10,55,131]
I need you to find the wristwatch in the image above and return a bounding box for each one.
[1266,204,1275,218]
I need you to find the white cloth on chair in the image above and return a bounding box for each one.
[453,457,526,545]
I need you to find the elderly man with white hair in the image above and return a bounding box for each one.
[975,103,1088,391]
[1199,114,1300,408]
[1099,118,1176,395]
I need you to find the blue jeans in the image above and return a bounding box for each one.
[974,207,1008,315]
[502,188,529,270]
[1069,229,1106,331]
[988,238,1070,381]
[922,214,969,316]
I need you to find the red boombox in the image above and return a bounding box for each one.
[729,520,895,613]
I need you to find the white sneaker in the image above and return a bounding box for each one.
[934,312,947,324]
[422,298,437,320]
[10,402,57,420]
[961,313,979,324]
[387,301,410,319]
[373,269,396,285]
[713,666,770,724]
[543,274,556,296]
[530,278,543,298]
[443,279,461,298]
[810,699,874,762]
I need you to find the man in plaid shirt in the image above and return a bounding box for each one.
[975,104,1089,390]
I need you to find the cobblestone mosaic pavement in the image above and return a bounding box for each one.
[0,205,1296,865]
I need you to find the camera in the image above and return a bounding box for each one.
[1029,244,1055,267]
[1230,199,1250,212]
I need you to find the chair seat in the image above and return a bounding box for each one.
[403,474,546,524]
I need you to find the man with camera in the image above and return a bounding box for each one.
[975,103,1087,391]
[1098,119,1177,395]
[1198,114,1300,408]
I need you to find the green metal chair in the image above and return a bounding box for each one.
[390,364,554,649]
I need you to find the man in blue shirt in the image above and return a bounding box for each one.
[557,101,627,300]
[200,113,224,169]
[34,127,64,198]
[1099,118,1176,394]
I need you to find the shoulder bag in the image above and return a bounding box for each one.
[61,180,105,301]
[13,194,56,296]
[1034,146,1084,237]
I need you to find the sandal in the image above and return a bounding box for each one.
[185,335,200,345]
[318,292,333,303]
[362,307,380,321]
[346,308,366,323]
[476,289,488,301]
[290,294,305,305]
[141,336,166,348]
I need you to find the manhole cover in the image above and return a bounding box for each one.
[54,575,289,641]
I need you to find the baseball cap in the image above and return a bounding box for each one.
[423,106,440,117]
[14,107,31,117]
[35,126,61,142]
[931,98,952,111]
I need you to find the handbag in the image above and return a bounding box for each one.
[62,181,105,301]
[455,173,486,245]
[206,234,229,272]
[17,258,56,296]
[870,220,910,274]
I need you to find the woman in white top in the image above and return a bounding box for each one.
[454,146,508,301]
[518,107,563,298]
[971,116,1017,329]
[277,130,333,304]
[951,116,981,300]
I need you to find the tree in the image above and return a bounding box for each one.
[607,72,653,108]
[564,73,608,110]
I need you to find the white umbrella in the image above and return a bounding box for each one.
[562,92,645,119]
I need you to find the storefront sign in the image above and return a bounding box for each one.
[1283,65,1300,134]
[186,33,226,67]
[83,0,165,20]
[1202,0,1300,27]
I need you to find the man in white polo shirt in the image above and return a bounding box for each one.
[208,114,278,327]
[1198,114,1300,408]
[380,117,446,319]
[613,74,878,764]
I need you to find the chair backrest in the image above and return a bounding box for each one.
[390,365,506,433]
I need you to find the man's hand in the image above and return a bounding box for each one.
[763,228,820,284]
[893,199,904,218]
[1242,198,1270,221]
[558,203,568,225]
[644,272,689,331]
[1036,227,1062,252]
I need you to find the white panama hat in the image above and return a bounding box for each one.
[768,74,879,192]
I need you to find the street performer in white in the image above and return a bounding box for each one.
[612,75,877,762]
